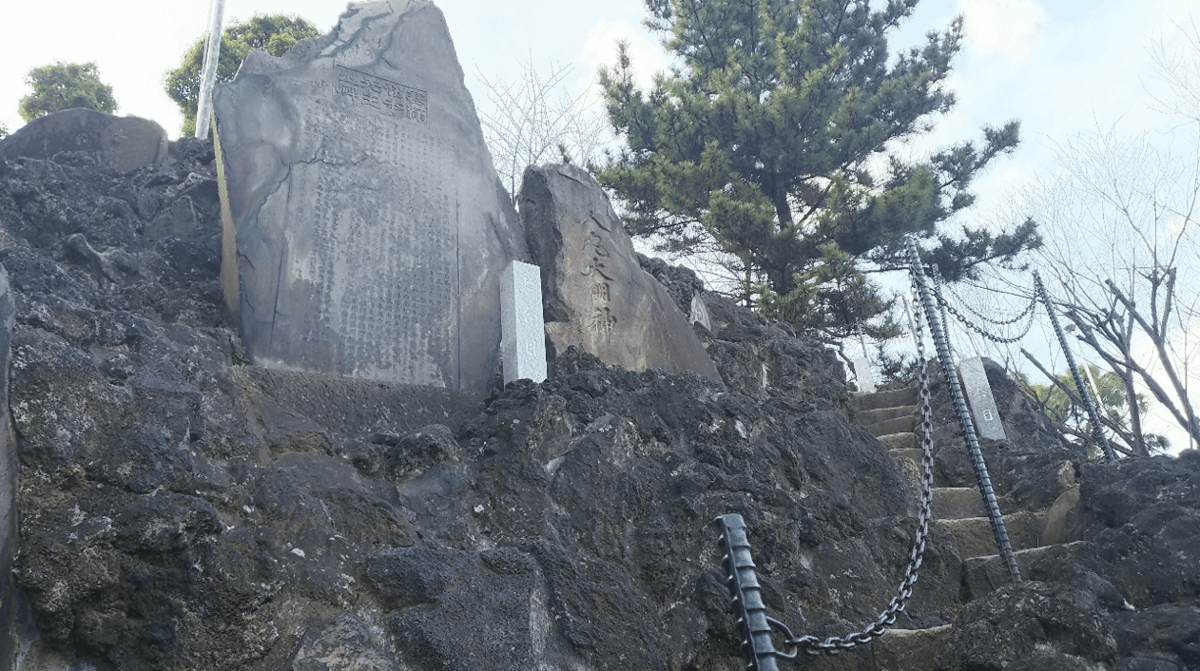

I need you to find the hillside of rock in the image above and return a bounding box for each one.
[0,132,1197,671]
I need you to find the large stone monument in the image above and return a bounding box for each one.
[520,164,720,380]
[213,0,527,393]
[0,109,168,171]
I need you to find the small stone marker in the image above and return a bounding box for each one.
[689,292,713,332]
[520,164,720,380]
[212,0,527,392]
[851,357,876,393]
[0,109,168,171]
[959,356,1006,440]
[500,261,547,384]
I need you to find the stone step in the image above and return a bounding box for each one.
[850,386,920,411]
[890,447,924,465]
[865,414,917,437]
[872,625,954,670]
[1039,486,1080,546]
[931,487,987,520]
[938,510,1045,559]
[878,432,916,450]
[961,541,1091,600]
[854,404,917,426]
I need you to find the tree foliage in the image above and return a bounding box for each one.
[1022,365,1169,456]
[164,14,319,135]
[1022,18,1200,455]
[19,62,117,122]
[597,0,1040,339]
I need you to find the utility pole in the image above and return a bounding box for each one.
[195,0,227,140]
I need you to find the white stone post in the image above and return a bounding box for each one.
[959,356,1006,440]
[501,261,547,384]
[851,357,875,393]
[194,0,227,140]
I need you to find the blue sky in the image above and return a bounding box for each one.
[1,0,1197,451]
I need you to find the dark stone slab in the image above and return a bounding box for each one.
[0,109,168,171]
[213,0,527,393]
[0,266,16,671]
[519,164,720,380]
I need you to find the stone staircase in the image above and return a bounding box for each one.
[822,385,1081,669]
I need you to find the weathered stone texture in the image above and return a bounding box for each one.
[520,164,719,379]
[960,356,1005,439]
[0,109,168,171]
[213,0,526,392]
[500,260,547,384]
[0,266,15,671]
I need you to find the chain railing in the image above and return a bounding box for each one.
[907,241,1022,583]
[715,268,938,661]
[1033,272,1115,462]
[711,243,1133,666]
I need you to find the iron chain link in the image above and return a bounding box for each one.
[944,280,1037,327]
[930,272,1037,345]
[785,275,937,655]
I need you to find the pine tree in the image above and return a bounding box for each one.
[597,0,1039,339]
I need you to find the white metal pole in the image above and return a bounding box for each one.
[194,0,227,140]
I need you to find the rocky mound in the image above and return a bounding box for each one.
[0,131,1197,671]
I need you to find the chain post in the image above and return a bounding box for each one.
[715,514,786,670]
[930,264,955,356]
[1032,272,1115,462]
[906,240,1021,583]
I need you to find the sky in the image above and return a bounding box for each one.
[1,0,1198,452]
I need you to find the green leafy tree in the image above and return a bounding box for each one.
[597,0,1040,339]
[18,62,117,122]
[1023,366,1169,455]
[165,14,319,135]
[0,122,8,140]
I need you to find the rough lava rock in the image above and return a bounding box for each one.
[2,109,1200,671]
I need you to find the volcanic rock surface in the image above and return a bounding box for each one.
[0,130,1198,671]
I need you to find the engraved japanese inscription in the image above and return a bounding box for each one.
[213,1,529,392]
[334,66,428,123]
[283,68,456,384]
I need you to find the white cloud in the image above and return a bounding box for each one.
[959,0,1047,61]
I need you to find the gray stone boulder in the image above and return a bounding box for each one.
[213,0,526,393]
[0,267,16,671]
[0,109,168,172]
[519,163,720,380]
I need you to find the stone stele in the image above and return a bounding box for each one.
[960,356,1006,440]
[520,164,720,380]
[0,109,168,171]
[213,0,527,393]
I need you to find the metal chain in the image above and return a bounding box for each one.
[909,242,1022,583]
[786,281,937,655]
[931,276,1037,345]
[931,265,956,358]
[1032,272,1116,462]
[943,280,1037,327]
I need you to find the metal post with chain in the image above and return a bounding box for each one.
[931,264,955,356]
[714,275,939,661]
[1032,272,1115,462]
[907,240,1022,583]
